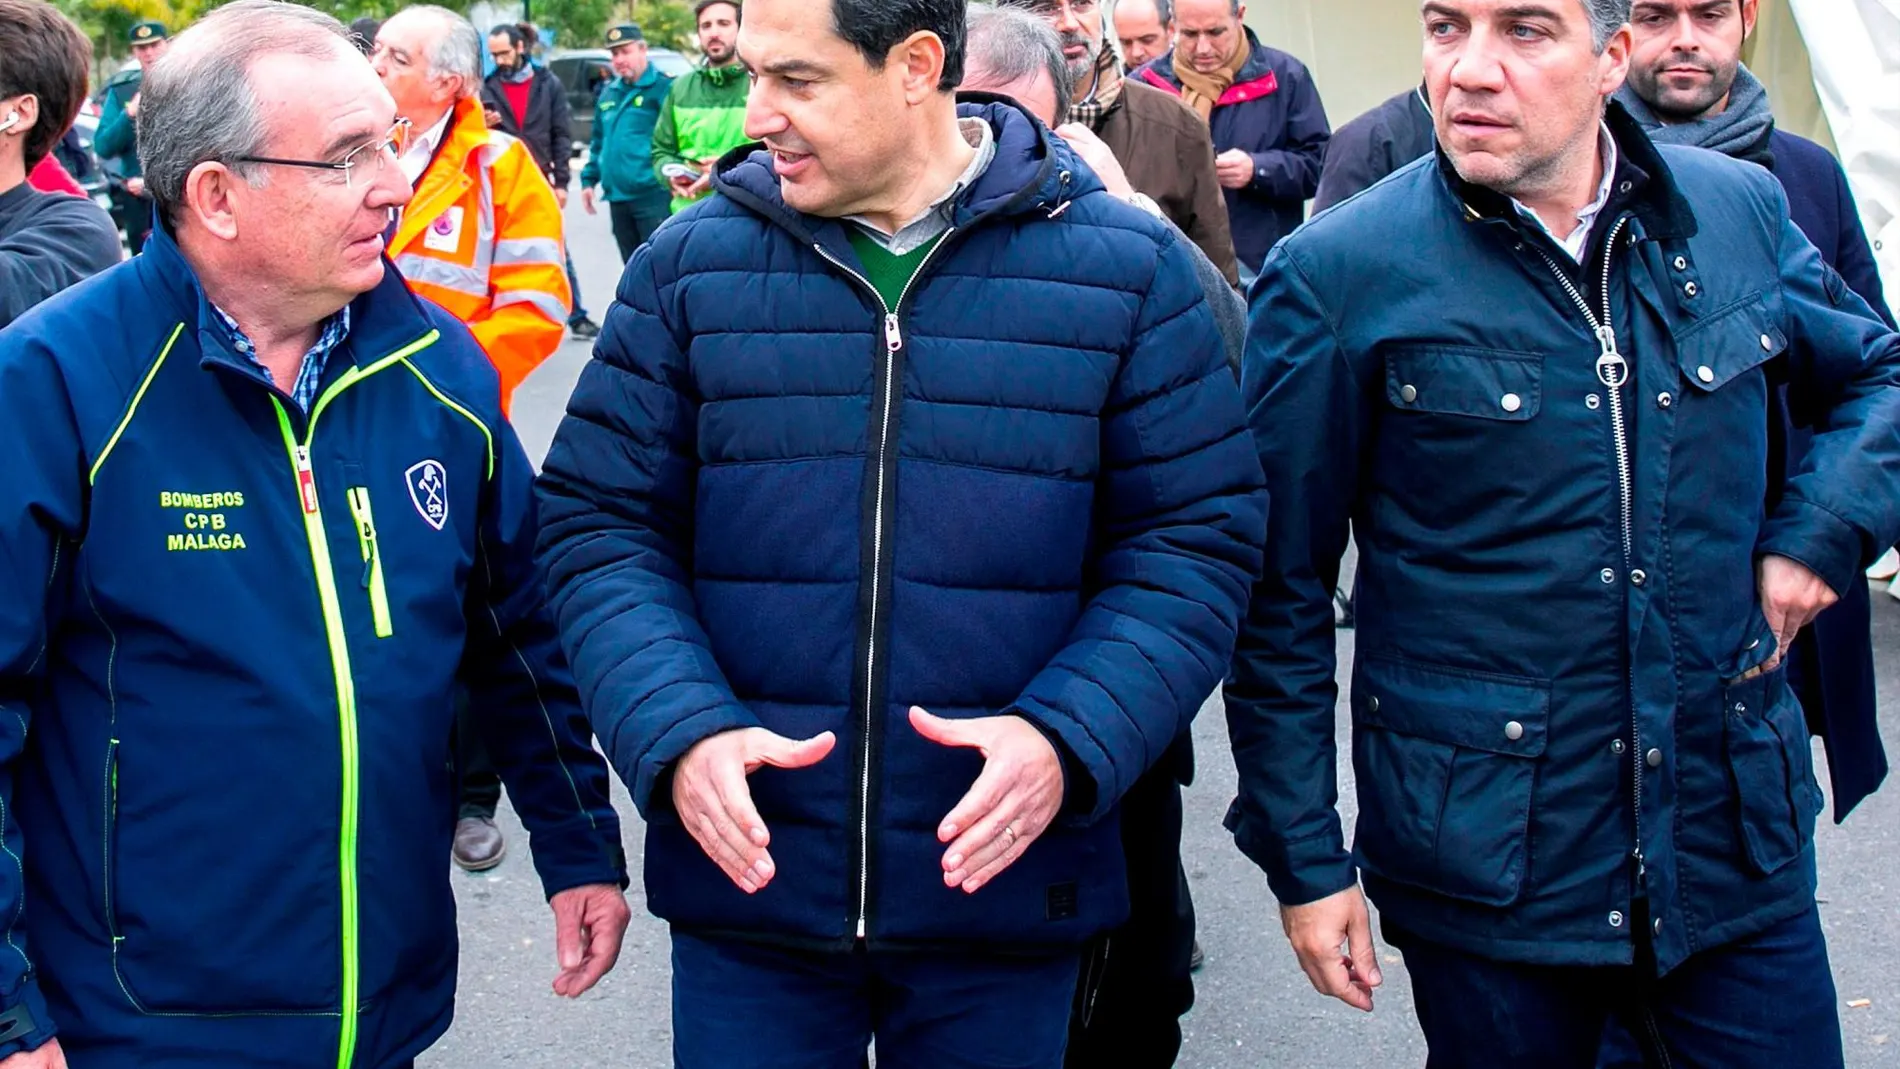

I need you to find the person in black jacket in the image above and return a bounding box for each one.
[1312,83,1435,213]
[0,0,119,330]
[482,24,601,339]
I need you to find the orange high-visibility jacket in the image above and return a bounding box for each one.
[389,98,570,412]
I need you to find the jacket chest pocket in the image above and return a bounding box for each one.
[1385,345,1544,423]
[1673,294,1785,396]
[1351,657,1551,907]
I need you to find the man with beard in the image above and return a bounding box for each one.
[1231,0,1900,1063]
[1593,8,1894,1060]
[652,0,748,213]
[1113,0,1175,70]
[483,23,603,341]
[1004,0,1236,285]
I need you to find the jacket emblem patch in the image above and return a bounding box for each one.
[406,460,449,531]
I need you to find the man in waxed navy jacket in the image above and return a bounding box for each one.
[534,0,1265,1064]
[1227,0,1900,1066]
[0,6,628,1067]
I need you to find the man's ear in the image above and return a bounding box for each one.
[1741,0,1760,39]
[897,30,948,104]
[180,160,248,241]
[0,95,39,137]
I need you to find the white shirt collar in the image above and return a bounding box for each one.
[1510,122,1618,263]
[399,109,455,185]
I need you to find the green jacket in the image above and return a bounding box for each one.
[580,65,672,203]
[650,62,750,214]
[93,73,142,178]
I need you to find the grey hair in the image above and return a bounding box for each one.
[139,0,353,220]
[401,5,482,99]
[965,3,1077,125]
[1584,0,1631,52]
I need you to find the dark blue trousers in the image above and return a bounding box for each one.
[671,931,1080,1069]
[1390,904,1843,1069]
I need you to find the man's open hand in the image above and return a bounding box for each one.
[549,884,631,998]
[672,727,835,893]
[1738,554,1839,681]
[911,707,1064,894]
[1280,885,1383,1012]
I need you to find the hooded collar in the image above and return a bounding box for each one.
[710,95,1100,259]
[1148,26,1276,93]
[140,218,441,377]
[1435,100,1698,245]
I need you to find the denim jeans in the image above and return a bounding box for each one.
[1389,903,1843,1069]
[671,931,1080,1069]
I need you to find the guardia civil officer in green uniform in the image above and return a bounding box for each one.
[579,22,674,263]
[93,19,167,253]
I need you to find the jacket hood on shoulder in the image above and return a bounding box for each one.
[708,95,1105,247]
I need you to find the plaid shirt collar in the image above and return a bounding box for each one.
[212,305,352,413]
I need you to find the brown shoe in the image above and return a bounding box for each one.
[452,816,506,872]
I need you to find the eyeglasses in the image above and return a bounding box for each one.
[232,118,412,189]
[1019,0,1099,15]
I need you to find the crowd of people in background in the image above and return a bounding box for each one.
[1,0,1897,1067]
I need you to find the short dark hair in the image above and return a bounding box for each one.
[832,0,965,91]
[488,22,526,47]
[693,0,740,23]
[347,16,380,54]
[0,0,90,169]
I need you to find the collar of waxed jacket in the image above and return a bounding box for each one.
[1434,100,1699,245]
[137,212,443,376]
[707,94,1102,254]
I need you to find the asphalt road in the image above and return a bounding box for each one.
[421,199,1900,1068]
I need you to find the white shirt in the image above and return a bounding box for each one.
[1511,123,1619,263]
[399,110,455,186]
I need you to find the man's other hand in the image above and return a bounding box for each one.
[549,884,632,998]
[911,707,1064,895]
[671,727,836,893]
[1215,148,1252,190]
[1280,885,1383,1012]
[1740,554,1839,680]
[0,1039,66,1069]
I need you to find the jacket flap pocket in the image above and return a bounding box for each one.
[1676,294,1786,393]
[1385,345,1543,421]
[1357,657,1551,757]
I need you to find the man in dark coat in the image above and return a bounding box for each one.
[1000,0,1239,285]
[1229,0,1900,1063]
[1136,0,1329,279]
[1617,0,1894,822]
[482,23,602,339]
[1312,83,1435,212]
[534,0,1266,1065]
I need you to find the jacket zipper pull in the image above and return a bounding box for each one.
[885,313,902,354]
[1594,324,1628,389]
[359,518,377,589]
[294,446,319,515]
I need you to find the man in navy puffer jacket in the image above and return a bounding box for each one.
[535,0,1265,1064]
